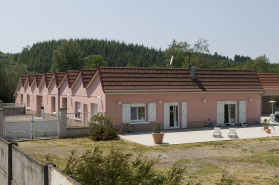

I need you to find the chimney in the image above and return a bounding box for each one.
[189,62,196,80]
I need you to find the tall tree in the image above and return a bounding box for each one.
[84,55,107,69]
[50,40,84,72]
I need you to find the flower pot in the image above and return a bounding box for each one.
[266,129,271,133]
[152,132,164,144]
[264,126,268,130]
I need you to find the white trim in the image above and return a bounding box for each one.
[130,121,149,124]
[181,102,187,128]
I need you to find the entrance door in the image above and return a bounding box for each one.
[170,103,179,128]
[224,102,237,125]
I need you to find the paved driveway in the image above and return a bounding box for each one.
[120,124,279,146]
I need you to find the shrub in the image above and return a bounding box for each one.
[63,146,185,185]
[88,113,119,141]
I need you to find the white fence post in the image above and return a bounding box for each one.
[58,108,67,138]
[0,109,4,138]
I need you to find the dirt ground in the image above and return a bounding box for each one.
[18,137,279,185]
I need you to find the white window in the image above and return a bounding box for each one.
[75,102,81,118]
[91,103,98,115]
[131,104,146,121]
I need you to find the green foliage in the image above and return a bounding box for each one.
[153,124,162,133]
[88,113,119,141]
[63,146,185,185]
[243,55,270,73]
[261,119,275,130]
[165,38,209,68]
[84,55,107,69]
[50,40,84,72]
[274,96,279,107]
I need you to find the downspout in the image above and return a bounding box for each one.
[260,89,266,117]
[58,88,60,111]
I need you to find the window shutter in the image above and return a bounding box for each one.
[148,103,156,122]
[181,102,187,128]
[239,101,246,123]
[122,104,130,123]
[164,103,170,130]
[217,101,224,126]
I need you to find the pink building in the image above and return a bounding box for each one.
[14,67,264,131]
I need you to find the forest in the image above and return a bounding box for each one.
[0,38,278,102]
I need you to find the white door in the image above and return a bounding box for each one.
[164,103,170,130]
[217,101,225,126]
[239,101,246,123]
[181,102,187,128]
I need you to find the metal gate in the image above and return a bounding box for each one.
[4,114,58,140]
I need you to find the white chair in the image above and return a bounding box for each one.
[228,128,237,138]
[211,127,222,137]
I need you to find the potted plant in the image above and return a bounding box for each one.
[261,119,275,133]
[152,124,164,144]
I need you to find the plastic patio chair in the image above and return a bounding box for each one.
[211,127,222,137]
[228,128,237,138]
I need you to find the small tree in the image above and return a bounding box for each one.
[63,146,185,185]
[88,113,119,141]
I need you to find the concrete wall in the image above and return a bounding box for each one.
[3,107,25,116]
[66,128,90,138]
[0,139,9,185]
[49,166,81,185]
[0,137,81,185]
[12,145,45,185]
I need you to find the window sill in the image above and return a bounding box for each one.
[130,121,149,124]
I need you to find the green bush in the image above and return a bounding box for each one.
[63,146,185,185]
[88,113,119,141]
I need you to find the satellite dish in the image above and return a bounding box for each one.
[170,56,173,66]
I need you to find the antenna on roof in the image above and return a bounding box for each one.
[170,56,174,68]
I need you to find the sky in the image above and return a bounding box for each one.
[1,0,279,63]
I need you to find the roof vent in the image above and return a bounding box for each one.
[189,62,196,80]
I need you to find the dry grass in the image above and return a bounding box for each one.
[18,136,279,185]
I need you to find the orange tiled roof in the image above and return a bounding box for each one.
[99,67,264,93]
[80,69,96,87]
[21,76,27,86]
[258,73,279,89]
[45,73,54,88]
[36,74,43,87]
[55,72,66,86]
[67,70,79,87]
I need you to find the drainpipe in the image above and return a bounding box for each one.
[58,88,60,111]
[260,90,266,116]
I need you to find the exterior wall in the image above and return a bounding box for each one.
[106,92,261,132]
[65,74,106,114]
[0,139,9,185]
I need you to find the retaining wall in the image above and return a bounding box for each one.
[0,138,80,185]
[0,139,9,185]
